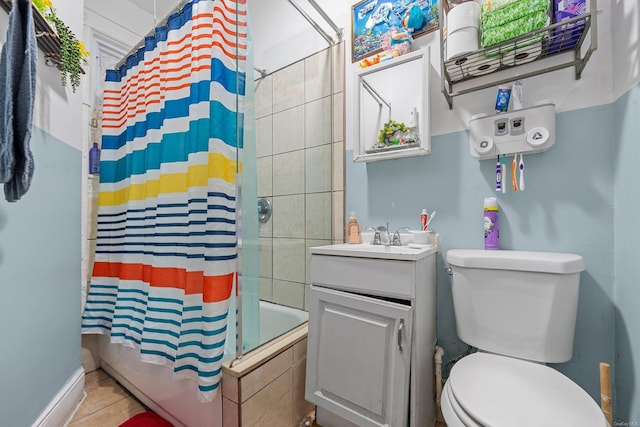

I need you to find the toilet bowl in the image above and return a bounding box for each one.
[441,353,608,427]
[443,249,609,427]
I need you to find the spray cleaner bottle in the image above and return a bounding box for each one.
[484,197,499,250]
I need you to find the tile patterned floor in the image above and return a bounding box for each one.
[69,369,146,426]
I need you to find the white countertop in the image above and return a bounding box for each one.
[310,243,437,261]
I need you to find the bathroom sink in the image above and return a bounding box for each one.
[310,243,437,261]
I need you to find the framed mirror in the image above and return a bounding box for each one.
[353,47,431,163]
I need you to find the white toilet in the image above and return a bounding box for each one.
[442,249,609,427]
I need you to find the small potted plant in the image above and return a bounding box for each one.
[375,118,420,150]
[378,119,408,146]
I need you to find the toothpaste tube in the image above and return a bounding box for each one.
[495,84,511,114]
[511,80,523,110]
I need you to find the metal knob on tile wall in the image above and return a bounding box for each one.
[258,198,272,223]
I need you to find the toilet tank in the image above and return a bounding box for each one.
[446,249,585,363]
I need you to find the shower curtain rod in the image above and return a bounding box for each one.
[115,0,344,70]
[304,0,343,42]
[114,0,191,70]
[286,0,342,46]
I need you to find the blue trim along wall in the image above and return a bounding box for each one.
[614,83,640,423]
[346,103,617,409]
[0,126,81,426]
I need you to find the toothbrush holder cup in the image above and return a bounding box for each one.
[409,230,432,245]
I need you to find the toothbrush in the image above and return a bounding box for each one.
[495,155,502,192]
[519,153,525,191]
[501,154,506,193]
[426,211,436,228]
[512,153,518,192]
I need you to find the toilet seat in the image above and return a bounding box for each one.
[445,353,608,427]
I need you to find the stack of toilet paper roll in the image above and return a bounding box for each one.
[501,39,543,66]
[445,1,481,62]
[445,1,505,79]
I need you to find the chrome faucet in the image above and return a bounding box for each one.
[392,227,410,246]
[373,225,391,246]
[364,227,376,244]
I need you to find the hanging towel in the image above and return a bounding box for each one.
[0,0,36,202]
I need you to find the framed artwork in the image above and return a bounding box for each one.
[351,0,440,63]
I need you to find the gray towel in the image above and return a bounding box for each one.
[0,0,36,202]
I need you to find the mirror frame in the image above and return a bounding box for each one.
[353,47,431,163]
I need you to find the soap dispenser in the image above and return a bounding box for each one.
[347,212,361,244]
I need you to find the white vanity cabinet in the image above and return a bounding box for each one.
[306,244,437,427]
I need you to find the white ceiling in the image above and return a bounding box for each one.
[128,0,181,20]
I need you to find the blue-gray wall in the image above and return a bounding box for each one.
[346,103,617,408]
[0,127,81,426]
[614,83,640,423]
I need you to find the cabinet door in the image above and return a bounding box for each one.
[306,285,413,427]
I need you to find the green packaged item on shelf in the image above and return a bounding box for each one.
[481,11,549,47]
[482,0,549,30]
[481,0,522,14]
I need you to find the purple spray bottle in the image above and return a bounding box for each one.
[484,197,499,250]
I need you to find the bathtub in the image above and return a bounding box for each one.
[99,300,308,427]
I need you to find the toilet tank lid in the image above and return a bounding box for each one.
[447,249,585,274]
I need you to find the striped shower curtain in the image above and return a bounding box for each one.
[81,0,247,402]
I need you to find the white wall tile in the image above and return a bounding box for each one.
[241,369,293,426]
[332,42,345,94]
[305,96,332,148]
[260,277,273,302]
[240,348,293,403]
[255,75,273,119]
[305,192,332,240]
[272,195,305,238]
[333,140,344,192]
[304,284,311,312]
[273,150,305,196]
[272,238,306,284]
[273,279,305,310]
[256,116,273,158]
[304,48,332,103]
[332,92,344,144]
[257,157,272,197]
[333,191,344,243]
[273,106,305,154]
[259,201,273,238]
[305,144,332,194]
[273,61,305,113]
[259,237,273,279]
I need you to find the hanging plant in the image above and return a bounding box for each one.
[31,0,88,92]
[48,14,82,91]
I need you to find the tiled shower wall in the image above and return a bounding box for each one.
[256,43,345,311]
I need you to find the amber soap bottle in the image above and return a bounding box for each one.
[347,212,361,244]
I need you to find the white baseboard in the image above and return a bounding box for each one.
[32,367,85,427]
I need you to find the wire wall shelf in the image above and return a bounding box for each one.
[0,0,84,73]
[439,0,597,109]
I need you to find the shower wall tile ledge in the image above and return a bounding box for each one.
[221,325,310,426]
